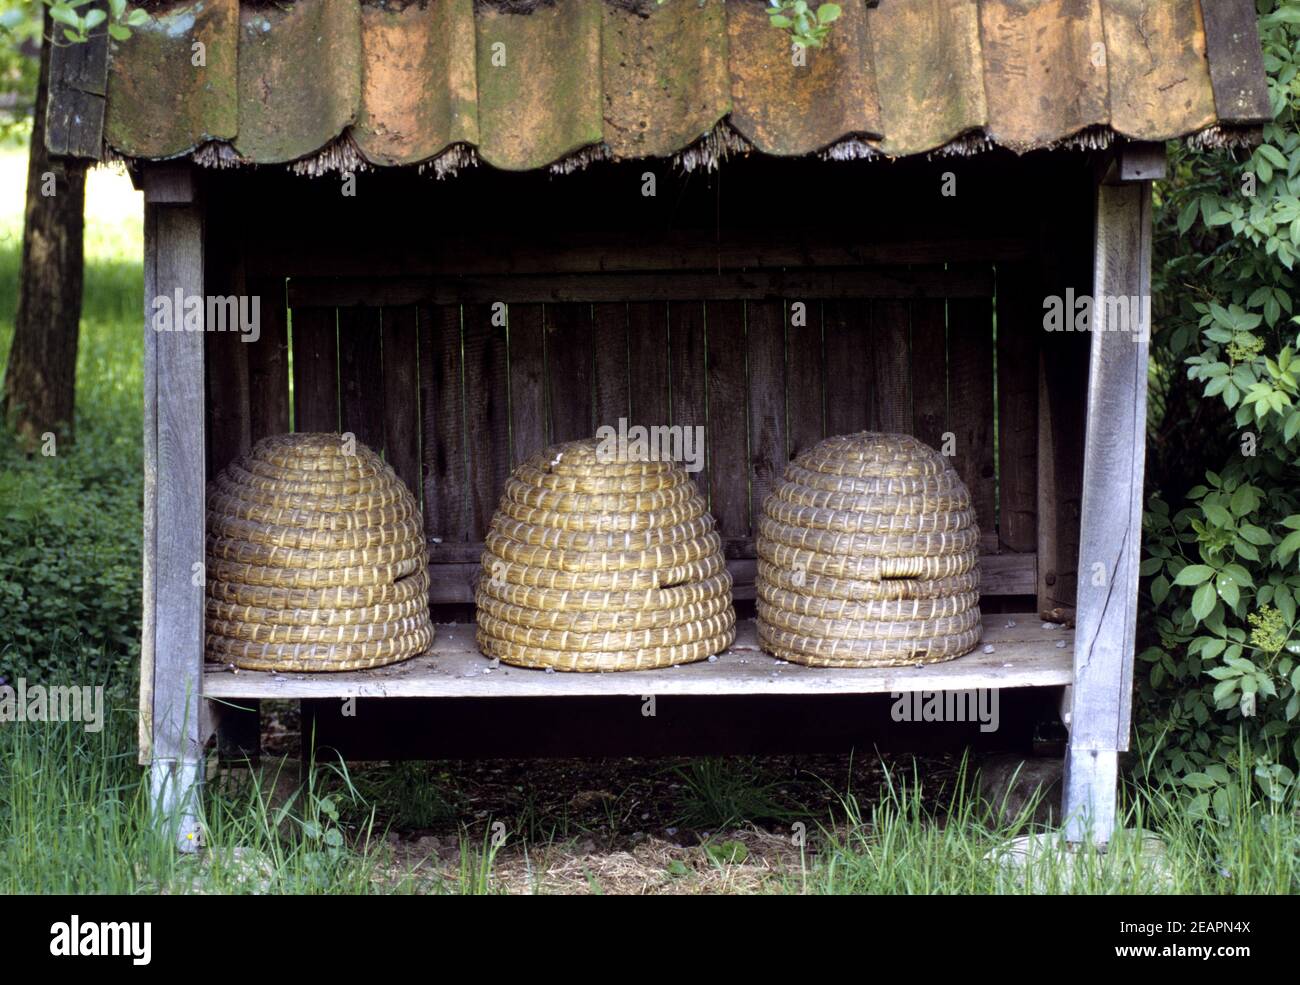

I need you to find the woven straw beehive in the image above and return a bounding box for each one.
[475,438,736,671]
[205,433,434,672]
[755,432,981,667]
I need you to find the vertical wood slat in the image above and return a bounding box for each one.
[705,300,748,539]
[508,303,547,465]
[204,199,250,477]
[139,205,158,765]
[1064,179,1152,844]
[420,304,469,541]
[870,299,912,433]
[547,303,595,444]
[785,299,823,458]
[997,262,1039,553]
[746,300,786,532]
[627,301,670,428]
[382,306,421,498]
[147,198,206,847]
[247,276,291,441]
[338,306,385,452]
[593,302,630,430]
[291,308,338,433]
[462,303,511,538]
[947,284,996,535]
[669,300,708,435]
[911,296,947,451]
[823,300,871,436]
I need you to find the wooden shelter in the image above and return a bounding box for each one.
[48,0,1272,847]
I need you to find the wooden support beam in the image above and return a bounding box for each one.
[44,7,108,159]
[1062,179,1152,845]
[141,167,207,851]
[1116,142,1167,183]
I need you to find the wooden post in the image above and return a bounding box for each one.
[141,164,207,851]
[1062,156,1154,844]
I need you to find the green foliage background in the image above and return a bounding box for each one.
[1139,0,1300,811]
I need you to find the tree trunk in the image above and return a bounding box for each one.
[2,10,86,449]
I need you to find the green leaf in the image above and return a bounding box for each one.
[1173,564,1215,586]
[1183,771,1217,789]
[50,4,80,28]
[107,23,130,40]
[817,2,841,24]
[768,14,793,27]
[126,8,150,26]
[110,0,126,19]
[83,9,105,29]
[1192,582,1217,621]
[1216,572,1240,608]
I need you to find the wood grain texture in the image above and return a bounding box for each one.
[669,300,708,435]
[205,613,1073,699]
[592,302,630,429]
[823,300,871,436]
[203,204,250,476]
[870,299,912,433]
[786,299,823,458]
[45,20,108,159]
[546,303,595,443]
[381,306,421,497]
[745,300,786,534]
[507,303,547,464]
[1063,179,1151,844]
[246,276,291,440]
[910,296,947,451]
[626,301,670,428]
[462,303,511,538]
[705,300,748,538]
[419,304,469,541]
[290,307,338,432]
[996,262,1038,553]
[139,205,158,764]
[286,267,996,307]
[338,306,385,451]
[150,203,206,778]
[947,291,996,534]
[1199,0,1272,123]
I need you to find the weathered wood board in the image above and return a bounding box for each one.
[205,614,1073,699]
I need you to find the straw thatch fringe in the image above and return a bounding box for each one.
[550,142,614,175]
[672,120,753,172]
[418,142,480,179]
[193,140,248,169]
[1187,124,1263,152]
[820,134,880,162]
[289,132,371,177]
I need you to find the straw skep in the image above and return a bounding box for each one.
[476,438,736,671]
[756,432,982,668]
[205,433,434,672]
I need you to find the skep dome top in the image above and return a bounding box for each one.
[476,438,736,672]
[205,433,434,672]
[756,432,981,668]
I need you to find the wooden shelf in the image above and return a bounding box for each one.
[203,613,1073,700]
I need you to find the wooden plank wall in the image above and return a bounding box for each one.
[203,263,1046,609]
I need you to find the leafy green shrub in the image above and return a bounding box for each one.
[1139,0,1300,811]
[0,423,141,687]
